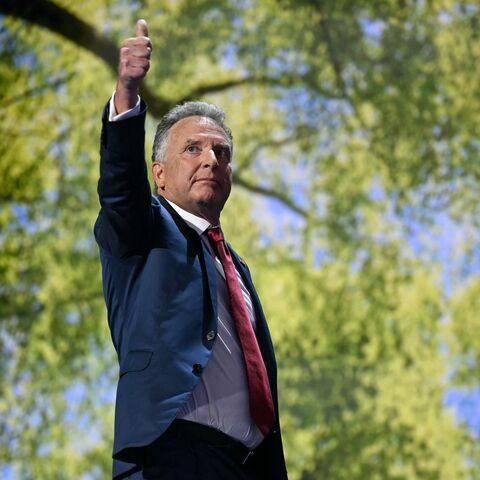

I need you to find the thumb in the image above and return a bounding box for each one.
[136,19,148,37]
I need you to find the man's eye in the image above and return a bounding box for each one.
[186,145,200,153]
[213,146,231,161]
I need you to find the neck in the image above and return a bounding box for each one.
[197,204,220,225]
[160,194,221,225]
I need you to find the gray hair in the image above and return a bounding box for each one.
[152,101,233,163]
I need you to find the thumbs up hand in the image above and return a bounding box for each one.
[115,19,152,114]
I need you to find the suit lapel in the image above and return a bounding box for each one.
[157,195,219,336]
[157,196,199,244]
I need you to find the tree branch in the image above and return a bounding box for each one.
[176,73,343,104]
[1,1,339,116]
[177,75,267,103]
[2,75,74,108]
[233,173,308,218]
[0,0,171,116]
[318,16,349,99]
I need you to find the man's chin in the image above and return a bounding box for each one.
[192,187,225,204]
[194,194,227,214]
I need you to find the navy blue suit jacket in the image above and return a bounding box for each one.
[94,102,287,479]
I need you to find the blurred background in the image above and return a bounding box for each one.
[1,0,480,478]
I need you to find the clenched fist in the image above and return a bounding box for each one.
[115,19,152,114]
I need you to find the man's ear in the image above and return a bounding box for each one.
[152,161,166,191]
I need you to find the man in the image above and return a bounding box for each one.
[95,19,288,480]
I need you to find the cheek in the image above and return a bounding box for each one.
[169,164,191,186]
[223,163,232,177]
[180,160,200,178]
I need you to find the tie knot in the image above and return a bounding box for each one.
[206,226,224,244]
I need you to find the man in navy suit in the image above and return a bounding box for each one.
[95,19,288,480]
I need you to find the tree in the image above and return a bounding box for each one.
[1,0,479,478]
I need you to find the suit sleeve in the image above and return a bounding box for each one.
[94,100,153,258]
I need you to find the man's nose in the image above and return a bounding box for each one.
[202,148,219,167]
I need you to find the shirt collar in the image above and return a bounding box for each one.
[165,199,213,235]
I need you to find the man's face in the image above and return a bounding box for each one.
[152,116,233,222]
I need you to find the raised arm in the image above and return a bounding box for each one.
[94,20,154,258]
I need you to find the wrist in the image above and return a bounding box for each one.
[114,81,140,114]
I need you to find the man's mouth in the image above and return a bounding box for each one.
[194,178,219,184]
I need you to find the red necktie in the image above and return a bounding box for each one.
[206,226,275,436]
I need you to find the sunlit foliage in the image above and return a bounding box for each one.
[1,0,479,478]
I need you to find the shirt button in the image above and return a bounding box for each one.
[192,363,203,375]
[206,330,216,341]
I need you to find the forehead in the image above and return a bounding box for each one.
[168,116,230,144]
